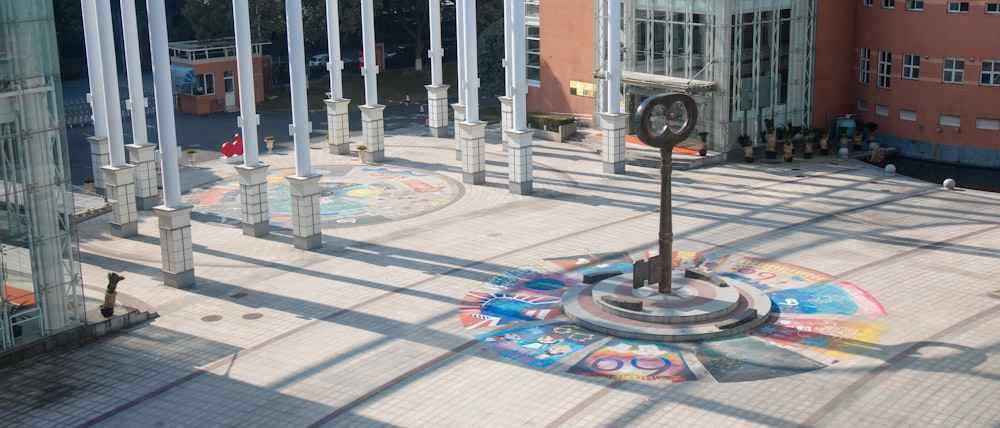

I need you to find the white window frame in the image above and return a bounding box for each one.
[876,104,889,116]
[906,0,924,10]
[902,53,920,79]
[975,118,1000,130]
[859,99,869,111]
[877,50,892,89]
[987,3,1000,14]
[943,57,965,83]
[860,47,871,85]
[981,60,1000,86]
[525,1,540,88]
[899,109,918,121]
[939,115,961,127]
[882,0,895,8]
[864,0,873,6]
[947,2,969,13]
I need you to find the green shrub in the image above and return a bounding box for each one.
[527,112,575,130]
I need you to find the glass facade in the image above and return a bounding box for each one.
[596,0,816,149]
[0,1,85,350]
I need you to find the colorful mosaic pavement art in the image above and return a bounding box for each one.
[460,251,888,383]
[182,166,460,229]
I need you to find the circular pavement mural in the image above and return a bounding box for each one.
[458,251,887,382]
[183,165,461,228]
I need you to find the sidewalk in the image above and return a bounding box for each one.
[2,125,999,427]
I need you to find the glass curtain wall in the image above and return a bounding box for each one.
[0,1,84,351]
[595,0,816,149]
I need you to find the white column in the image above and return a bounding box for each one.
[234,0,269,237]
[601,0,626,174]
[505,0,532,194]
[425,0,449,137]
[81,0,108,190]
[325,0,351,154]
[360,0,385,159]
[148,0,194,288]
[462,0,479,123]
[499,0,514,146]
[120,0,156,208]
[97,0,137,238]
[286,0,322,250]
[452,0,466,158]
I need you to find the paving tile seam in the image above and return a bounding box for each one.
[800,303,1000,426]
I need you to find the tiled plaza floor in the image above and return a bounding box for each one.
[2,125,999,427]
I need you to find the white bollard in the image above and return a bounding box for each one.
[943,178,956,190]
[884,164,896,176]
[838,147,849,158]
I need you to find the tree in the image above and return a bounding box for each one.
[476,19,504,97]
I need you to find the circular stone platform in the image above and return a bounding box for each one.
[562,271,773,342]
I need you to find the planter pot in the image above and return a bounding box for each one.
[100,306,114,317]
[745,156,754,163]
[188,154,197,167]
[698,149,707,156]
[265,139,275,153]
[358,150,372,164]
[765,151,777,159]
[85,182,94,193]
[784,156,793,162]
[820,149,829,156]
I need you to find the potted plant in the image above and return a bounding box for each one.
[816,128,829,156]
[738,134,754,163]
[803,128,815,159]
[264,135,275,153]
[356,144,369,164]
[764,119,776,158]
[186,148,198,167]
[83,177,95,193]
[866,121,878,149]
[868,143,885,166]
[100,272,125,318]
[769,127,784,159]
[697,131,709,156]
[838,126,850,149]
[853,119,865,150]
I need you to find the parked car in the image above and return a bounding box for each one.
[308,53,329,67]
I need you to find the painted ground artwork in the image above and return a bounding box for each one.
[182,166,460,228]
[459,251,887,383]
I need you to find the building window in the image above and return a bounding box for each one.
[981,60,1000,85]
[899,109,918,121]
[947,2,969,13]
[882,0,895,8]
[859,99,869,111]
[943,57,965,83]
[988,3,1000,14]
[876,104,889,116]
[864,0,873,6]
[902,54,920,79]
[186,73,215,96]
[526,0,540,87]
[907,1,924,11]
[939,115,961,127]
[878,50,892,89]
[860,47,871,84]
[976,118,1000,130]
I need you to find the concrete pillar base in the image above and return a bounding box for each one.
[600,112,628,175]
[499,96,513,150]
[505,129,534,195]
[324,98,351,155]
[126,143,158,209]
[287,174,323,251]
[153,204,195,289]
[460,121,487,185]
[235,163,270,238]
[452,103,466,161]
[359,104,385,163]
[425,84,450,138]
[603,162,626,174]
[88,136,109,191]
[101,165,138,238]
